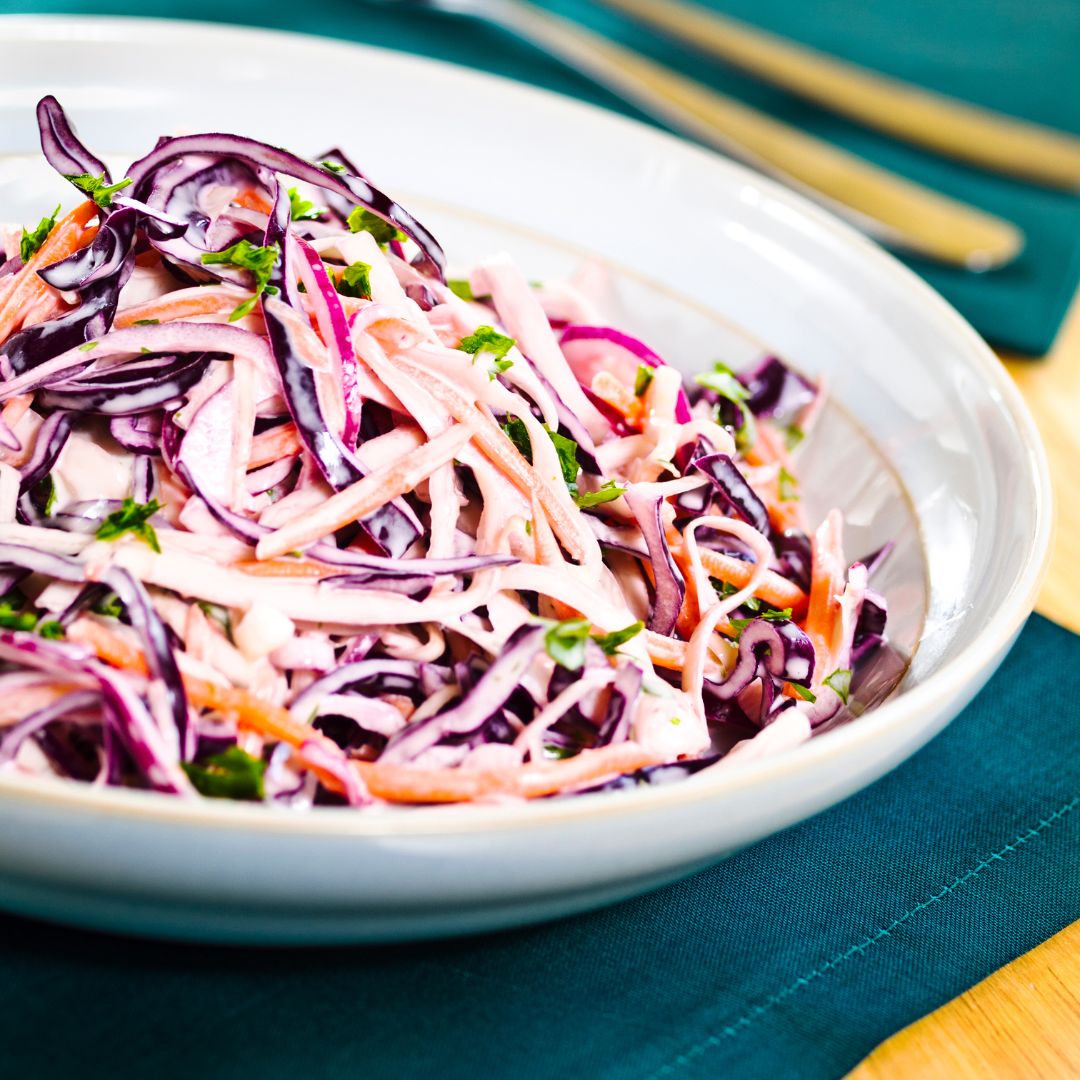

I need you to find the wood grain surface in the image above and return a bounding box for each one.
[846,292,1080,1077]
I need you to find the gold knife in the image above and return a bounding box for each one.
[599,0,1080,190]
[488,0,1023,269]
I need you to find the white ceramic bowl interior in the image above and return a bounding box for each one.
[0,17,1052,943]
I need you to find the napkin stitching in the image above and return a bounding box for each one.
[649,795,1079,1079]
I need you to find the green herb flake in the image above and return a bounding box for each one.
[574,479,626,509]
[287,186,323,222]
[491,357,514,377]
[197,601,233,642]
[634,365,655,398]
[334,260,373,300]
[715,580,762,612]
[543,618,591,672]
[458,325,515,361]
[694,360,749,405]
[542,743,576,760]
[40,474,57,518]
[670,716,682,726]
[0,598,37,632]
[320,160,347,174]
[546,427,580,490]
[65,172,133,209]
[500,419,581,494]
[19,204,61,264]
[778,466,799,502]
[789,683,817,703]
[200,239,280,321]
[346,207,405,246]
[91,592,124,619]
[95,497,162,553]
[501,416,533,460]
[447,278,475,302]
[132,318,160,326]
[730,608,794,633]
[824,668,853,705]
[78,340,99,352]
[181,746,266,801]
[37,620,64,640]
[593,621,644,656]
[782,424,805,451]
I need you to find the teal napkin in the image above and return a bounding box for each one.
[4,0,1079,352]
[1,614,1076,1079]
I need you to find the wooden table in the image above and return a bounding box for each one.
[847,293,1080,1077]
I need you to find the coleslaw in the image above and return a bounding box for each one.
[0,98,888,808]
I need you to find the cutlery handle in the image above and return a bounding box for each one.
[484,0,1022,270]
[601,0,1080,191]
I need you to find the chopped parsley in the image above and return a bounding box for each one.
[730,608,794,633]
[593,621,644,656]
[197,601,233,640]
[544,429,578,489]
[448,279,475,302]
[132,318,160,326]
[500,418,584,494]
[458,325,515,361]
[574,480,625,509]
[544,618,591,672]
[65,172,132,209]
[37,620,64,640]
[0,596,37,632]
[824,668,853,705]
[544,618,645,670]
[181,746,266,801]
[334,260,372,300]
[781,424,805,451]
[95,497,162,553]
[778,466,799,502]
[696,360,756,450]
[346,207,405,246]
[91,592,124,619]
[40,474,57,517]
[320,160,347,174]
[694,360,749,405]
[789,683,817,703]
[19,204,60,263]
[201,240,280,321]
[501,416,532,459]
[634,365,655,397]
[78,341,99,352]
[287,186,323,222]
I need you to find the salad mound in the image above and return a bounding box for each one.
[0,98,887,807]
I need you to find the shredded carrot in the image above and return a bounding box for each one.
[696,547,807,615]
[232,188,274,215]
[248,423,302,468]
[394,357,590,562]
[803,510,845,681]
[0,394,34,435]
[356,742,661,803]
[69,616,662,803]
[68,616,351,790]
[255,419,477,560]
[114,291,243,329]
[0,201,99,342]
[590,371,643,427]
[233,558,333,578]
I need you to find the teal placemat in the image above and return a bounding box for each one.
[2,0,1079,352]
[0,614,1076,1079]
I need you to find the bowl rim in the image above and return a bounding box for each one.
[0,13,1054,838]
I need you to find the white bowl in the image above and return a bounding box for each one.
[0,16,1051,943]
